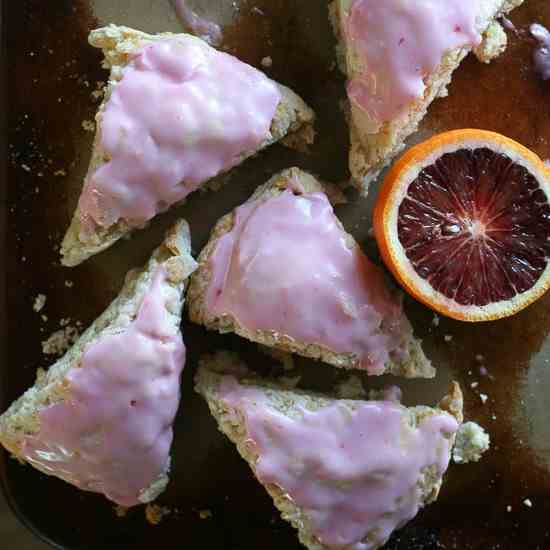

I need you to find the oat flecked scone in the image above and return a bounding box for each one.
[61,25,315,267]
[330,0,524,193]
[195,352,466,550]
[0,220,197,507]
[188,167,434,378]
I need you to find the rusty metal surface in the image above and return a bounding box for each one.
[2,1,550,549]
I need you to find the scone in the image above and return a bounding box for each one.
[188,167,434,378]
[0,220,197,507]
[330,0,524,193]
[195,352,466,550]
[61,25,315,266]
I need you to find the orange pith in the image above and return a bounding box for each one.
[373,129,550,322]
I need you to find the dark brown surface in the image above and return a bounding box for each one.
[2,1,550,549]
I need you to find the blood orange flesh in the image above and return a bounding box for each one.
[397,148,550,307]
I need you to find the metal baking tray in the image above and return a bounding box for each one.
[2,1,550,548]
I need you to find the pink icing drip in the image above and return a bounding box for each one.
[531,24,550,80]
[219,375,458,550]
[205,190,413,374]
[346,0,481,122]
[172,0,223,46]
[78,38,280,231]
[22,267,185,507]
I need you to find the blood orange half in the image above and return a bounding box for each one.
[373,129,550,322]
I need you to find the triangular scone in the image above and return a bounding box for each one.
[61,25,315,267]
[188,167,434,378]
[330,0,524,193]
[0,220,197,507]
[195,352,464,550]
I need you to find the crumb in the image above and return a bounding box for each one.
[480,393,488,404]
[506,505,512,512]
[261,56,272,68]
[279,375,302,389]
[491,414,497,421]
[444,334,453,342]
[54,169,67,177]
[453,422,490,464]
[523,499,533,508]
[81,119,95,132]
[432,314,440,327]
[470,381,479,389]
[257,345,295,371]
[21,164,31,172]
[33,294,46,312]
[65,280,74,288]
[336,375,366,399]
[475,354,484,362]
[114,505,128,518]
[41,314,48,323]
[145,503,171,525]
[42,326,80,355]
[199,509,212,519]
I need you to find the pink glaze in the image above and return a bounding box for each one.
[205,190,413,374]
[78,37,280,232]
[172,0,222,46]
[219,375,458,550]
[531,24,550,80]
[345,0,481,122]
[22,267,185,507]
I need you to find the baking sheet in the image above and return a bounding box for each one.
[2,1,550,548]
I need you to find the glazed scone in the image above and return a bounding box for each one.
[330,0,524,193]
[61,25,315,266]
[0,220,197,507]
[188,167,434,378]
[195,352,465,550]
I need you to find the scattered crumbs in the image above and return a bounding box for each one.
[480,393,488,404]
[470,381,479,389]
[475,354,484,362]
[468,370,473,376]
[114,505,128,518]
[145,503,171,525]
[452,422,490,464]
[199,509,212,520]
[54,169,67,177]
[523,499,533,508]
[261,56,273,68]
[336,375,366,399]
[491,414,497,421]
[33,294,46,312]
[42,326,80,355]
[279,375,302,389]
[59,317,71,327]
[257,345,295,371]
[41,314,48,323]
[432,314,440,327]
[21,164,31,172]
[444,334,453,342]
[65,280,74,288]
[506,505,512,513]
[81,119,95,132]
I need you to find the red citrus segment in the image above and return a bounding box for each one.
[374,129,550,322]
[397,148,550,307]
